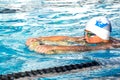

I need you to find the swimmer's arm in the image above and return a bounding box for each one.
[33,43,112,54]
[110,37,120,42]
[109,37,120,48]
[26,36,71,46]
[53,44,111,52]
[37,36,84,42]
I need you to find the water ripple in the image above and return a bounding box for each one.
[0,26,22,34]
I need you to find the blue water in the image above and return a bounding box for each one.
[0,0,120,80]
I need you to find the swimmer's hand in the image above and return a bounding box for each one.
[26,38,38,46]
[34,45,55,54]
[26,38,62,54]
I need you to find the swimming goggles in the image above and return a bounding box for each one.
[84,30,96,37]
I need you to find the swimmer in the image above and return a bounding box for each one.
[26,16,120,54]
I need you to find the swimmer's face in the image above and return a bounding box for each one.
[84,30,108,43]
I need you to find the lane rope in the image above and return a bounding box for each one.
[0,60,100,80]
[1,57,120,80]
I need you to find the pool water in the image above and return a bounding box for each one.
[0,0,120,79]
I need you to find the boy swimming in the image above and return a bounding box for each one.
[26,16,120,54]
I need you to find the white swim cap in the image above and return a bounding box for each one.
[86,16,112,40]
